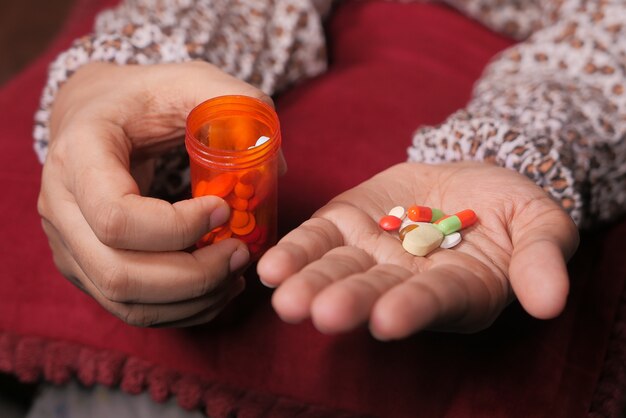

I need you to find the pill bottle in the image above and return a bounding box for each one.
[185,95,281,259]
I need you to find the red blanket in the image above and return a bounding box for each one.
[1,1,624,416]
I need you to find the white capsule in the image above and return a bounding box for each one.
[440,232,462,249]
[388,206,406,220]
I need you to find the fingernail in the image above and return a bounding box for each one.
[259,278,276,289]
[259,278,276,288]
[209,202,230,228]
[229,246,250,272]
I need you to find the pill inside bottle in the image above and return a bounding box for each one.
[185,95,281,259]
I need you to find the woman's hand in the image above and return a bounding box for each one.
[39,61,272,327]
[258,162,579,340]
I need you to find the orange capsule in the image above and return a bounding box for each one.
[231,213,256,236]
[407,206,445,223]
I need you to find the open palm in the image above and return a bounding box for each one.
[257,162,579,340]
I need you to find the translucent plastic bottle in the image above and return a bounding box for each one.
[185,95,281,258]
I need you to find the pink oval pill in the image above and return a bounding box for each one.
[379,215,402,231]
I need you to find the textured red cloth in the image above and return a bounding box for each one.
[1,1,625,417]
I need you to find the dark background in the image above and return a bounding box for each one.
[0,0,74,415]
[0,0,74,85]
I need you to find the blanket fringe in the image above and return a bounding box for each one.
[0,332,358,417]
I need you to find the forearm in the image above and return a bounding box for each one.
[409,0,626,226]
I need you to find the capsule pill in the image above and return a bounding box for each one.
[434,209,477,235]
[407,206,445,223]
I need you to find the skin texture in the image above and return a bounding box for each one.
[257,162,579,340]
[39,61,277,327]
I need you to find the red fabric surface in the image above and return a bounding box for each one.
[1,0,625,417]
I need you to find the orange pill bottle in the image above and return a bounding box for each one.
[185,95,281,259]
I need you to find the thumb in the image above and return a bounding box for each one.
[508,208,579,319]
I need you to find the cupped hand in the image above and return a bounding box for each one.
[257,162,579,340]
[39,61,273,327]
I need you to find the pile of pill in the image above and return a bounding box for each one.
[195,168,270,254]
[379,205,477,256]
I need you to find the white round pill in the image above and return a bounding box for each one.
[388,206,406,220]
[440,232,462,249]
[255,135,270,147]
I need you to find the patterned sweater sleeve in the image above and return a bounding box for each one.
[33,0,329,164]
[409,0,626,226]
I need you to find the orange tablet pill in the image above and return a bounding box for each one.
[226,195,248,211]
[240,169,261,185]
[230,210,250,229]
[213,227,233,243]
[200,173,237,198]
[234,182,255,199]
[231,213,256,236]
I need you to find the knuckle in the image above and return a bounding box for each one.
[36,193,49,219]
[120,305,161,327]
[92,202,128,247]
[170,207,191,249]
[97,264,132,303]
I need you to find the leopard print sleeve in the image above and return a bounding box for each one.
[409,0,626,226]
[33,0,327,164]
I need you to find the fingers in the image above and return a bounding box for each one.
[257,217,345,287]
[270,246,375,323]
[64,123,231,252]
[50,196,249,304]
[369,264,495,340]
[509,213,579,319]
[150,277,246,328]
[272,259,498,339]
[42,219,245,326]
[310,264,409,334]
